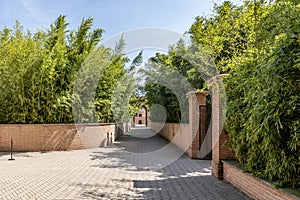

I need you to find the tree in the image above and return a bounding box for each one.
[143,39,207,123]
[0,16,127,124]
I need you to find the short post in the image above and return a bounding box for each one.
[106,132,109,146]
[8,138,15,161]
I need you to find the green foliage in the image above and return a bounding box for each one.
[187,0,299,188]
[72,47,113,123]
[144,40,206,123]
[214,1,300,187]
[226,27,300,187]
[0,16,128,124]
[111,75,135,123]
[94,47,126,123]
[189,1,255,73]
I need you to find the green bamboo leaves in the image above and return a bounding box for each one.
[0,16,127,124]
[186,0,299,188]
[222,1,300,187]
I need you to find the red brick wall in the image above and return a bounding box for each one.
[150,91,209,159]
[0,123,127,152]
[208,75,298,199]
[151,122,191,154]
[223,161,298,200]
[76,124,118,149]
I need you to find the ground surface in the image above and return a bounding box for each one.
[0,127,250,200]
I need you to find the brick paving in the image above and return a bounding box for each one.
[0,126,250,200]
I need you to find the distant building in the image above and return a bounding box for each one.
[133,107,147,126]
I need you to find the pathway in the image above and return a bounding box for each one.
[0,126,250,199]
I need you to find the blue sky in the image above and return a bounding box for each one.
[1,0,242,63]
[0,0,241,40]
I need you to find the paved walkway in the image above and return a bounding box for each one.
[0,127,250,200]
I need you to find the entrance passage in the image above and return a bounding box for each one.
[0,126,249,199]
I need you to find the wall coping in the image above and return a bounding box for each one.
[0,123,117,127]
[222,160,300,200]
[186,90,209,97]
[151,122,189,125]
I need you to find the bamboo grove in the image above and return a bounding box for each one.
[144,0,300,187]
[0,15,140,124]
[0,0,299,188]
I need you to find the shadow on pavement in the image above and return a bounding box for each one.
[86,127,250,199]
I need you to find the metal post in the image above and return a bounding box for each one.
[8,138,15,161]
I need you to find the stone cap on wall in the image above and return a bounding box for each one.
[186,91,209,106]
[0,123,117,127]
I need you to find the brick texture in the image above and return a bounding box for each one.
[223,161,299,200]
[209,75,297,200]
[0,123,130,152]
[150,91,209,159]
[151,122,191,153]
[209,75,236,179]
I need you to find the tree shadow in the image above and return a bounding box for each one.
[135,177,249,199]
[89,130,186,171]
[82,127,249,199]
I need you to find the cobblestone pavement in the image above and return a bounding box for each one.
[0,126,250,200]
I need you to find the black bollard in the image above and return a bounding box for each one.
[8,138,15,161]
[107,132,109,146]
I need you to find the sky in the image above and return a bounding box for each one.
[0,0,242,88]
[0,0,241,40]
[0,0,242,64]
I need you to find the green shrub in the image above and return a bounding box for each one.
[226,11,300,187]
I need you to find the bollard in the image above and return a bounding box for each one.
[8,138,15,161]
[107,132,109,146]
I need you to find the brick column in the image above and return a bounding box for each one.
[186,91,209,159]
[209,75,235,180]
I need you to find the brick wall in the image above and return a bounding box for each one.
[223,161,299,200]
[0,123,129,152]
[150,122,191,153]
[150,91,209,159]
[76,124,119,149]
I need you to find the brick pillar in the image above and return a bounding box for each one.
[209,75,235,180]
[186,91,209,159]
